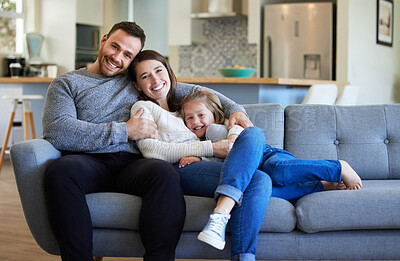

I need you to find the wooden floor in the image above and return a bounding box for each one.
[0,158,220,261]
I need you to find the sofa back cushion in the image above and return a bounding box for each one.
[284,104,400,180]
[243,103,284,149]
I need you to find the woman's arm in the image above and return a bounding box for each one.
[137,138,213,163]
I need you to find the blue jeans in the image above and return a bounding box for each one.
[177,127,272,260]
[262,147,342,187]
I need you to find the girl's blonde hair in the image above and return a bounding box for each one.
[180,89,225,124]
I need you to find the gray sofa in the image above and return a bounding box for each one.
[10,103,400,260]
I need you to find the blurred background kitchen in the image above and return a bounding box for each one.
[0,0,399,104]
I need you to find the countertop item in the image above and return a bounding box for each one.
[218,68,256,78]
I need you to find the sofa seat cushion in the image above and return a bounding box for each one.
[86,194,296,233]
[295,180,400,233]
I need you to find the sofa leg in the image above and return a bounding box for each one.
[94,257,103,261]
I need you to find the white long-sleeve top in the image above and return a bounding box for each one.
[131,101,214,163]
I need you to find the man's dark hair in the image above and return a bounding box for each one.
[107,21,146,50]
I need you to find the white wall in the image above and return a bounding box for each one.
[134,0,169,56]
[40,0,76,75]
[337,0,400,104]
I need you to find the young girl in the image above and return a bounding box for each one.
[177,89,362,252]
[179,89,362,190]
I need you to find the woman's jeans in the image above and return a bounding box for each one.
[177,126,342,261]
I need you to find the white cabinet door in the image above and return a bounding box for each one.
[76,0,104,26]
[247,0,260,44]
[168,0,191,45]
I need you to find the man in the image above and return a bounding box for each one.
[42,21,251,261]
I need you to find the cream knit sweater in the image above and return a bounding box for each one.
[131,101,214,163]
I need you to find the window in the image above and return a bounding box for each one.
[0,0,24,53]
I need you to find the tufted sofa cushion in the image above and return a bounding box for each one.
[295,180,400,233]
[243,103,284,149]
[284,104,400,180]
[87,193,297,233]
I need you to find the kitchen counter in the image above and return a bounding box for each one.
[177,77,347,106]
[0,77,54,84]
[177,77,347,87]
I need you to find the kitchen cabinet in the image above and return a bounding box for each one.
[168,0,192,45]
[169,0,262,46]
[76,0,104,26]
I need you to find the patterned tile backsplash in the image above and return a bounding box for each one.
[177,18,257,77]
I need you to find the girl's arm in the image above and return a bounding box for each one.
[179,156,202,168]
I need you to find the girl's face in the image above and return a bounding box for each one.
[183,100,215,138]
[133,59,171,105]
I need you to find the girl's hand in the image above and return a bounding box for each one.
[179,156,201,168]
[212,140,234,158]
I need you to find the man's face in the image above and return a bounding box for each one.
[94,29,142,76]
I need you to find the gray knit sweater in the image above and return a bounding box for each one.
[42,68,245,154]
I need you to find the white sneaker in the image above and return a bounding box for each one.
[197,212,230,250]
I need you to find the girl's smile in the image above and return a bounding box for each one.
[183,100,215,138]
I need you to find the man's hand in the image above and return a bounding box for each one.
[228,111,253,129]
[126,108,158,140]
[212,139,234,158]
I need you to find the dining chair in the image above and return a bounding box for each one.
[301,84,338,105]
[335,85,360,105]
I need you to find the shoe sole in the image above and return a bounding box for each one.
[197,231,225,250]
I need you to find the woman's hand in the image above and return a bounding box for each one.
[228,111,253,129]
[127,108,159,140]
[212,139,234,158]
[179,156,202,168]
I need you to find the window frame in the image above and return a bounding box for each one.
[0,0,25,54]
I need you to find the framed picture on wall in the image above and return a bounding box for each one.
[377,0,394,47]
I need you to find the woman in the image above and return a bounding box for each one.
[129,50,271,260]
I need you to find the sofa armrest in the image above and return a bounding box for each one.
[9,138,61,255]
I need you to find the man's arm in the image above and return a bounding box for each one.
[42,77,128,152]
[176,82,253,128]
[176,82,245,117]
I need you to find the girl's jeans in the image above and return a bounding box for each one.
[176,127,272,261]
[177,126,342,261]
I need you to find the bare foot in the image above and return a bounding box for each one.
[340,160,362,190]
[322,181,346,191]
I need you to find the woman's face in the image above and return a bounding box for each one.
[133,59,171,105]
[183,100,215,138]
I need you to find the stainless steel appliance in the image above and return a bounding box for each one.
[263,2,334,80]
[75,24,100,69]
